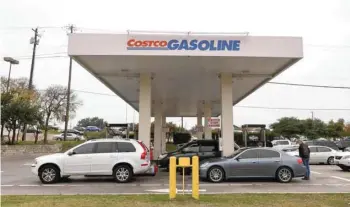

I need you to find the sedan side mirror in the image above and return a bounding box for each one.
[235,157,241,161]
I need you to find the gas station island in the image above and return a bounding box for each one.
[68,31,303,159]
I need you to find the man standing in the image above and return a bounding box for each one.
[298,140,311,180]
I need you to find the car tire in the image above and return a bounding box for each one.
[207,166,225,183]
[327,157,335,165]
[113,165,132,183]
[74,138,79,141]
[276,167,293,183]
[57,138,62,141]
[39,165,60,184]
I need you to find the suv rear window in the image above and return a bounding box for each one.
[95,142,116,153]
[117,142,136,152]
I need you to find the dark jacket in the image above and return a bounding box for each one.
[299,143,310,159]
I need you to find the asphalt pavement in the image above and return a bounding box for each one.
[1,155,350,195]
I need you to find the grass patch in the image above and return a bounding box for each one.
[16,141,56,145]
[1,194,350,207]
[47,129,60,134]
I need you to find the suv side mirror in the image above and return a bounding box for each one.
[68,151,75,156]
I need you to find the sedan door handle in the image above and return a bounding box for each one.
[252,161,257,163]
[274,160,280,162]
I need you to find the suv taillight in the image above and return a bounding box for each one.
[138,141,147,160]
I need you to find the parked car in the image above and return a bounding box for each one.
[335,154,350,171]
[85,126,101,132]
[335,140,350,151]
[199,147,306,183]
[60,129,84,136]
[304,140,340,150]
[53,133,85,141]
[285,145,349,165]
[158,139,239,170]
[271,139,293,150]
[31,138,151,184]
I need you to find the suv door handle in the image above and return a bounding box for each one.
[274,160,280,162]
[252,161,257,163]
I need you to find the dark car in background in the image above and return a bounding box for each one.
[335,140,350,151]
[85,126,101,132]
[158,139,239,170]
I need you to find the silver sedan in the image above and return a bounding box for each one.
[199,147,306,183]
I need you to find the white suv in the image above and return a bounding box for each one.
[31,138,151,184]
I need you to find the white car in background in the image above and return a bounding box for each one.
[271,140,295,150]
[335,154,350,171]
[284,145,349,165]
[53,133,85,141]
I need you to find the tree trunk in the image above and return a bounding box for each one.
[21,125,26,141]
[11,122,16,145]
[16,123,21,142]
[34,126,39,144]
[1,124,5,143]
[44,116,50,144]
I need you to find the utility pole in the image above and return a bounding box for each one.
[63,24,76,141]
[29,28,39,89]
[22,27,40,141]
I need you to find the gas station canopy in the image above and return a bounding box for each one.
[68,32,303,117]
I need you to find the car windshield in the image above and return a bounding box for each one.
[226,148,247,158]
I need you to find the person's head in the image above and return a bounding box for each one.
[296,140,303,145]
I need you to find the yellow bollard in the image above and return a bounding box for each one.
[169,156,177,199]
[178,157,190,195]
[192,156,199,200]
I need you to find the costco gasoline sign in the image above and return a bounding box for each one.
[127,39,241,51]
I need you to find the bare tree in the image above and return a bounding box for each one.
[40,85,81,143]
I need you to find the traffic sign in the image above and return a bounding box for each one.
[208,118,220,128]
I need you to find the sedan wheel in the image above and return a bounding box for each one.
[39,165,60,184]
[327,157,335,165]
[276,167,293,183]
[208,167,224,183]
[113,165,132,183]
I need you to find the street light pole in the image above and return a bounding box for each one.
[311,111,314,139]
[3,57,19,92]
[2,57,19,142]
[7,63,12,91]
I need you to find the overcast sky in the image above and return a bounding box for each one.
[0,0,349,129]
